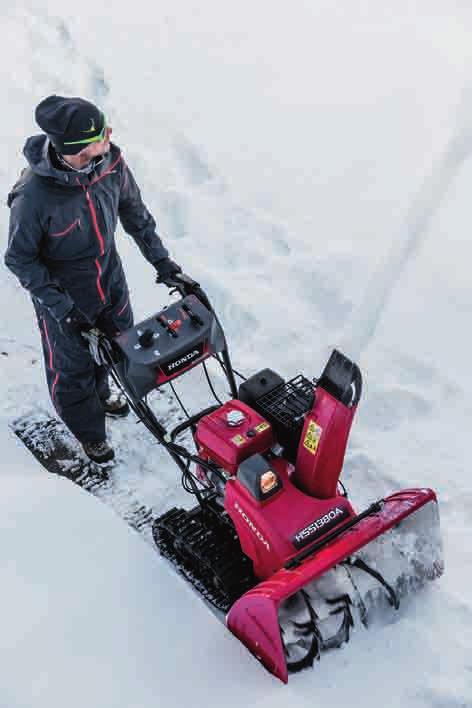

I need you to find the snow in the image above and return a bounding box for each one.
[0,429,269,707]
[1,1,472,706]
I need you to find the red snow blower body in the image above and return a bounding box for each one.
[94,274,443,683]
[195,384,358,581]
[193,364,440,682]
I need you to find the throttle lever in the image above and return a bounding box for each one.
[182,302,204,326]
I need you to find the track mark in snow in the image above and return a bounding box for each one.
[290,256,354,326]
[11,409,187,550]
[341,82,472,358]
[18,3,111,125]
[173,135,216,187]
[258,221,291,256]
[88,64,110,102]
[160,189,190,239]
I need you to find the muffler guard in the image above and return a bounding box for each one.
[226,488,443,683]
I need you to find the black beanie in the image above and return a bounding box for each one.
[35,95,105,155]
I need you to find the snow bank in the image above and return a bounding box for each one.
[0,428,273,707]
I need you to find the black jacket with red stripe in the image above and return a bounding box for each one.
[5,134,169,322]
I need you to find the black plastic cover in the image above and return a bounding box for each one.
[317,349,362,406]
[112,294,224,399]
[252,375,315,463]
[237,454,283,502]
[238,369,285,408]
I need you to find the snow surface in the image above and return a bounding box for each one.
[1,1,472,706]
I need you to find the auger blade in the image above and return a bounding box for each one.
[226,488,443,683]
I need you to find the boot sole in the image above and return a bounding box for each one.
[82,443,115,464]
[104,408,130,418]
[84,449,115,464]
[103,404,131,418]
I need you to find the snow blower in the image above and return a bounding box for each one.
[81,274,443,683]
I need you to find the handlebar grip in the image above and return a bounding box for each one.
[169,273,212,310]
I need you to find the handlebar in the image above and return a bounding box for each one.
[165,272,212,311]
[82,271,238,398]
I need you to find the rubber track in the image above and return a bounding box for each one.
[153,505,256,613]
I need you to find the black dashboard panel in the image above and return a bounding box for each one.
[112,295,224,398]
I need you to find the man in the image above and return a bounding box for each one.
[5,95,182,463]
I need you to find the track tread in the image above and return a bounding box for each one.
[153,502,256,613]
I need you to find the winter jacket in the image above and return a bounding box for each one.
[5,134,168,322]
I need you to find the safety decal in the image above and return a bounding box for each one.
[255,422,270,433]
[232,434,246,446]
[303,420,322,455]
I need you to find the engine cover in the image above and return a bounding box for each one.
[195,401,275,474]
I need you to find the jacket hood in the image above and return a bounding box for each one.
[23,134,118,187]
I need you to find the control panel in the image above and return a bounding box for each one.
[112,295,224,398]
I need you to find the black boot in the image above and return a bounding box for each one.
[101,392,130,418]
[82,439,115,464]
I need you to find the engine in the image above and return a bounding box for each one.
[194,350,362,579]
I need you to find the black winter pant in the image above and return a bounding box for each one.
[33,298,134,444]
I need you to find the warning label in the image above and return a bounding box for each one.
[303,420,322,455]
[255,422,270,433]
[231,434,246,446]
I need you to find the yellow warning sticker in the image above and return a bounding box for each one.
[303,420,322,455]
[232,434,246,446]
[255,422,270,433]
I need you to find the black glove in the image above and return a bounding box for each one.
[59,306,93,337]
[154,257,182,286]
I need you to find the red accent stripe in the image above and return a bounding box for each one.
[89,153,123,185]
[42,317,60,406]
[117,297,129,316]
[85,191,105,256]
[51,372,60,402]
[42,317,54,369]
[75,154,122,256]
[50,218,81,237]
[95,258,106,303]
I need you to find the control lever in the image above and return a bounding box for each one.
[182,302,204,326]
[156,314,178,338]
[138,329,155,348]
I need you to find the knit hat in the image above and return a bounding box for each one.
[35,95,106,155]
